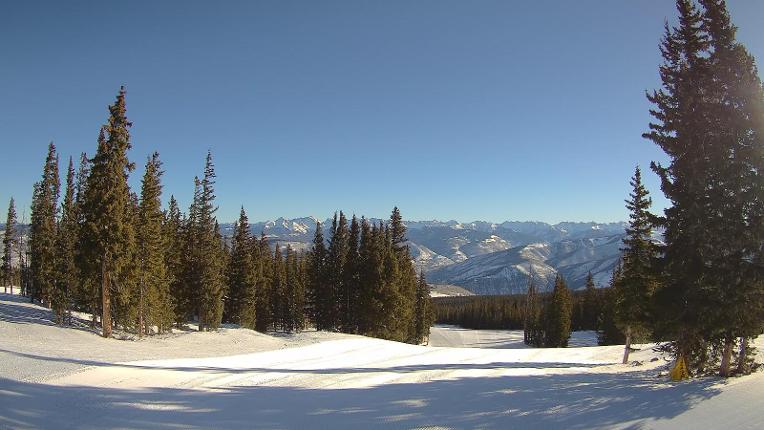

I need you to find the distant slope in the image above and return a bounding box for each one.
[429,284,474,297]
[428,235,624,294]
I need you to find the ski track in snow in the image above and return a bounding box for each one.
[1,292,763,429]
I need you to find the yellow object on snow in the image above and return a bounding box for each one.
[670,355,689,381]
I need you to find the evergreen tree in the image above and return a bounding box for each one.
[163,195,185,325]
[598,262,626,346]
[136,153,172,335]
[29,142,59,307]
[699,0,764,377]
[178,180,203,326]
[646,0,716,371]
[17,209,30,298]
[582,272,599,331]
[326,212,349,330]
[283,245,305,333]
[389,206,406,248]
[646,0,764,375]
[397,251,418,343]
[389,208,417,343]
[2,197,17,294]
[224,207,257,328]
[413,271,434,344]
[523,268,544,347]
[308,221,329,330]
[379,223,402,340]
[191,152,225,331]
[357,217,381,336]
[110,190,139,330]
[255,233,273,332]
[616,166,659,363]
[79,88,136,337]
[72,153,93,317]
[52,158,78,324]
[340,215,361,333]
[271,244,285,330]
[545,273,572,347]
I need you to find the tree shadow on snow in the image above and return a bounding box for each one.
[0,348,605,375]
[0,293,95,333]
[0,368,724,429]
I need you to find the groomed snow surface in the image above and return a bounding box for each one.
[1,292,763,429]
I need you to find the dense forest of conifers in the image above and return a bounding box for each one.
[0,88,434,345]
[433,273,626,348]
[434,277,603,332]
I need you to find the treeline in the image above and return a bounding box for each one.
[434,272,612,347]
[2,87,434,345]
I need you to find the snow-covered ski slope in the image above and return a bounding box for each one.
[1,292,763,429]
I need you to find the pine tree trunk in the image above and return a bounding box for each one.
[736,336,748,375]
[138,278,144,338]
[101,260,112,338]
[622,326,632,364]
[719,336,733,377]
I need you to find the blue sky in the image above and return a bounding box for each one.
[1,1,763,224]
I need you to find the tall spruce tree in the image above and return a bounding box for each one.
[271,244,285,330]
[414,271,434,344]
[72,153,93,316]
[616,166,659,363]
[136,153,172,335]
[224,207,257,328]
[110,191,139,331]
[163,195,185,325]
[29,142,59,307]
[283,245,305,333]
[379,223,401,340]
[357,217,381,336]
[646,0,764,375]
[255,233,273,332]
[326,212,349,331]
[179,180,203,327]
[52,158,78,324]
[545,273,572,347]
[80,88,136,337]
[582,272,599,331]
[340,215,361,333]
[389,208,417,343]
[598,262,626,346]
[699,0,764,376]
[308,221,329,330]
[2,198,17,294]
[523,268,544,347]
[195,151,225,331]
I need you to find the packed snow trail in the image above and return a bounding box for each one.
[2,292,764,429]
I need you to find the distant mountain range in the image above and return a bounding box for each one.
[222,218,631,294]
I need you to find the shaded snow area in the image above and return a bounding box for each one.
[2,293,764,429]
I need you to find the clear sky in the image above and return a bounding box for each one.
[1,1,763,224]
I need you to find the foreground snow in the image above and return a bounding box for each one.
[1,293,763,429]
